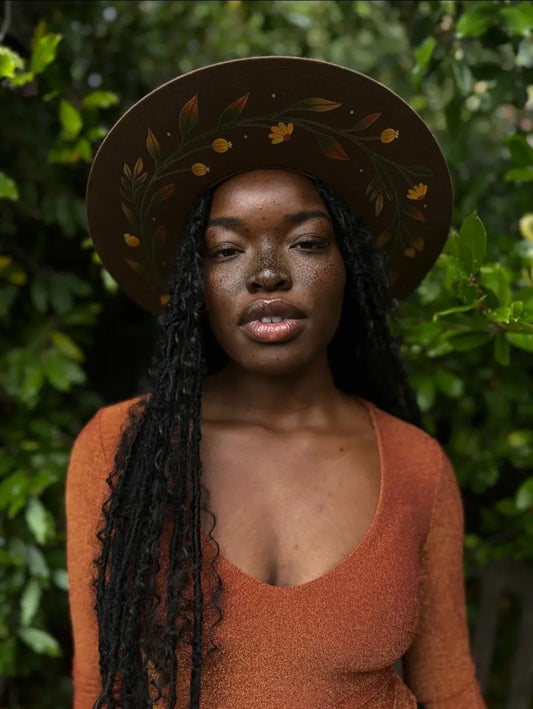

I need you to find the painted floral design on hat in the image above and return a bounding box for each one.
[119,90,434,304]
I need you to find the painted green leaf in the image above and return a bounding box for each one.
[311,131,349,160]
[405,165,434,178]
[179,94,199,136]
[353,112,381,131]
[146,129,161,163]
[218,93,249,126]
[290,98,342,112]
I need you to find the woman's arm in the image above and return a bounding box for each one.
[402,448,486,708]
[66,410,108,708]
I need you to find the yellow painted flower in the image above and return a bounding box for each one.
[404,247,416,258]
[407,183,428,200]
[160,293,170,306]
[212,138,232,153]
[191,162,210,176]
[268,122,294,144]
[412,236,425,252]
[123,233,140,247]
[380,128,399,144]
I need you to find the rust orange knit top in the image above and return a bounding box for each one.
[66,397,486,708]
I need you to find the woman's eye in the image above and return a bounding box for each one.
[212,246,241,259]
[292,239,328,251]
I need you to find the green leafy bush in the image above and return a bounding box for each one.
[0,2,531,706]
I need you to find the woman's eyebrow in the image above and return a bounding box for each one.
[284,210,332,225]
[207,216,244,229]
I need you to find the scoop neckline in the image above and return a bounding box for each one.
[200,398,385,592]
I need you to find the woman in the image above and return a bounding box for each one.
[67,57,486,708]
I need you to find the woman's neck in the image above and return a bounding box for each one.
[202,356,346,431]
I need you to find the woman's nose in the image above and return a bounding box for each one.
[246,253,292,293]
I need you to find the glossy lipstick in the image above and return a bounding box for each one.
[239,299,306,343]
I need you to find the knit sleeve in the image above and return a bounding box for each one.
[66,410,108,708]
[402,448,486,708]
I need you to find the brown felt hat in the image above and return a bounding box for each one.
[86,56,452,314]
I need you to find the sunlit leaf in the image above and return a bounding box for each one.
[30,33,62,74]
[81,90,119,110]
[20,580,42,627]
[59,100,82,139]
[0,172,19,201]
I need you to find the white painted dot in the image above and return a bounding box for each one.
[244,134,248,139]
[167,132,171,136]
[350,110,355,115]
[272,93,276,98]
[359,169,363,172]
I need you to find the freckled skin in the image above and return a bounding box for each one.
[204,170,346,378]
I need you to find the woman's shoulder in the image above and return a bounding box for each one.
[74,394,147,461]
[366,399,452,491]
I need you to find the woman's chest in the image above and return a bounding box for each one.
[199,424,381,588]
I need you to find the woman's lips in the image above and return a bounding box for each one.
[242,317,305,343]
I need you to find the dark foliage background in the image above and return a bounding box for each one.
[1,1,532,706]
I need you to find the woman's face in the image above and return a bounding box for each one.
[204,169,346,376]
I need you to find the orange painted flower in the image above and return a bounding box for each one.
[268,122,294,144]
[380,128,399,144]
[191,162,210,176]
[160,294,170,306]
[212,138,232,153]
[407,183,428,200]
[404,247,416,258]
[123,233,140,247]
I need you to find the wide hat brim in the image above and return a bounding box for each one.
[86,56,452,315]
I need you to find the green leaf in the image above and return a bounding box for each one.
[490,306,511,323]
[494,333,510,366]
[20,366,45,406]
[59,100,82,140]
[505,167,533,183]
[0,172,19,201]
[0,46,24,79]
[42,350,86,391]
[480,264,512,306]
[0,472,29,518]
[456,6,497,37]
[506,333,533,352]
[414,36,436,72]
[50,331,84,362]
[81,90,119,110]
[30,33,62,74]
[20,579,42,627]
[410,373,436,412]
[18,627,61,657]
[435,370,464,398]
[52,569,69,592]
[449,332,490,351]
[501,2,533,36]
[458,212,487,272]
[505,135,533,167]
[516,477,533,511]
[433,299,484,320]
[25,497,55,545]
[26,545,49,579]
